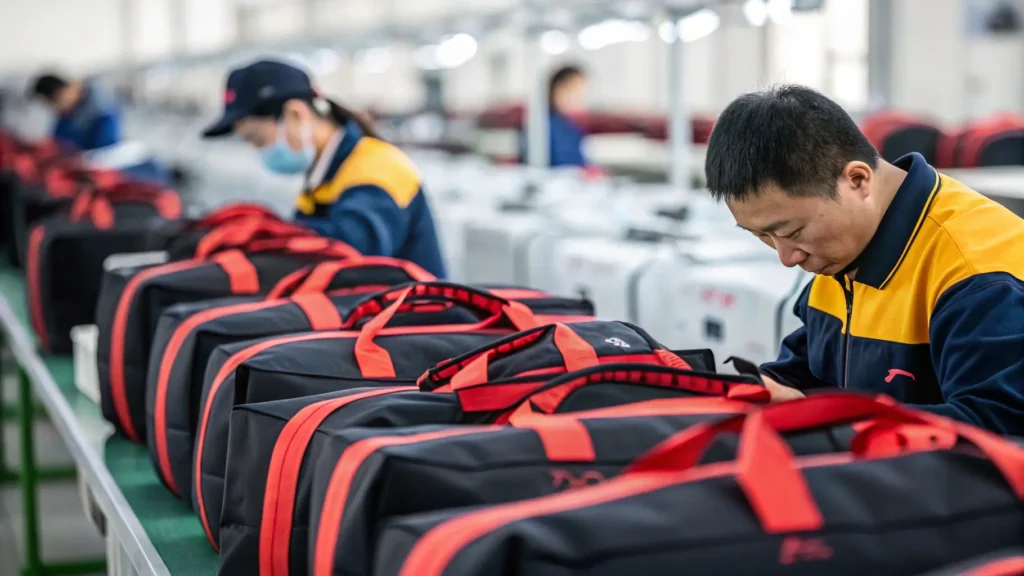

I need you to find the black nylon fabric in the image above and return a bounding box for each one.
[30,207,178,352]
[145,290,491,500]
[193,328,517,547]
[95,251,346,440]
[11,182,72,268]
[374,446,1024,576]
[309,409,855,576]
[217,356,779,576]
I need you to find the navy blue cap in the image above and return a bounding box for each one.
[202,59,316,138]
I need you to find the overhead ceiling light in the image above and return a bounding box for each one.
[743,0,769,27]
[678,8,720,42]
[540,30,571,55]
[436,33,478,68]
[577,19,650,51]
[414,33,479,71]
[767,0,793,24]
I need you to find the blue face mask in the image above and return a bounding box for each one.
[260,122,315,175]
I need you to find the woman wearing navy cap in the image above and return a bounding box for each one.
[202,59,447,278]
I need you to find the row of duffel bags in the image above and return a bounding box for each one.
[11,140,1022,575]
[90,246,1024,576]
[73,217,1024,574]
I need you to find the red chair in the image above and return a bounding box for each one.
[861,110,946,166]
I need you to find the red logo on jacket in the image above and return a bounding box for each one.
[885,368,916,383]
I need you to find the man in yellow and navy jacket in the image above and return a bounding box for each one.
[202,59,447,277]
[705,85,1024,435]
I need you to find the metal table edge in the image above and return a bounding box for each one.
[0,294,172,576]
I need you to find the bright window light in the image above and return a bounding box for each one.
[743,0,769,27]
[540,30,571,55]
[678,8,720,43]
[767,0,793,24]
[355,46,392,74]
[577,19,650,51]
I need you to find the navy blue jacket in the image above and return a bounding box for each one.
[761,153,1024,434]
[293,121,447,278]
[519,111,588,167]
[53,81,123,151]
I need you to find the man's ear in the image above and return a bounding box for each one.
[843,161,874,200]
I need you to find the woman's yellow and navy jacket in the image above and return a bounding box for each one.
[761,153,1024,435]
[294,120,447,278]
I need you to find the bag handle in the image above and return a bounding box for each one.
[195,203,280,228]
[193,217,317,258]
[511,363,766,416]
[265,257,436,299]
[344,282,538,331]
[351,283,541,378]
[456,361,763,417]
[425,324,691,395]
[68,182,182,229]
[506,395,761,462]
[624,393,1024,534]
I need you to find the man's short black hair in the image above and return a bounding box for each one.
[29,74,68,101]
[704,85,879,202]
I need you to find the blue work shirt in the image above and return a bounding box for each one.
[53,81,123,152]
[519,111,588,167]
[293,120,448,279]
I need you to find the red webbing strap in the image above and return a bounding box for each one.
[294,257,435,296]
[291,293,343,330]
[197,203,279,228]
[194,218,313,258]
[211,250,260,294]
[627,394,1024,531]
[266,257,435,300]
[243,236,359,259]
[352,286,414,378]
[344,283,538,331]
[260,386,415,576]
[447,323,598,392]
[519,365,770,417]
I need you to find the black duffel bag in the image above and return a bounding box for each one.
[374,394,1024,576]
[26,181,182,352]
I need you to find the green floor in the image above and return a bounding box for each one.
[0,268,217,575]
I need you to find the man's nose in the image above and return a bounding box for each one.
[775,241,808,268]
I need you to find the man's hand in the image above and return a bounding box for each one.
[761,374,806,403]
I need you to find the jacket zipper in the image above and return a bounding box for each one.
[839,275,854,389]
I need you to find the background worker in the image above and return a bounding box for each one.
[202,59,447,278]
[521,64,589,168]
[29,73,123,151]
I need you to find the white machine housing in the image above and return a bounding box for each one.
[670,261,813,366]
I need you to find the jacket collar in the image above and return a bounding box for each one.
[303,119,363,191]
[841,152,942,290]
